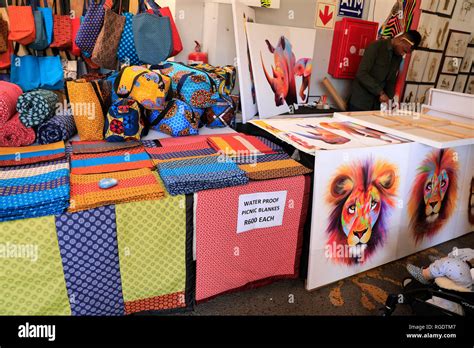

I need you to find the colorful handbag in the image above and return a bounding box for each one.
[75,0,105,56]
[148,99,199,137]
[66,78,109,141]
[0,39,11,69]
[37,0,53,45]
[114,65,171,111]
[104,98,147,142]
[50,0,72,49]
[28,0,48,51]
[116,11,141,65]
[91,0,125,70]
[132,0,172,65]
[7,0,36,45]
[0,12,8,53]
[70,15,82,56]
[153,61,219,109]
[145,2,182,57]
[202,94,238,128]
[191,63,237,95]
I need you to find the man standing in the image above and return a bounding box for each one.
[348,30,421,111]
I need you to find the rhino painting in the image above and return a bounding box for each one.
[261,36,313,107]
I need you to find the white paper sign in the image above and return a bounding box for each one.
[237,191,287,233]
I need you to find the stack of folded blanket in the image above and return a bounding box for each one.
[207,134,276,156]
[0,141,66,167]
[158,156,249,195]
[0,143,70,221]
[144,140,218,165]
[237,153,313,180]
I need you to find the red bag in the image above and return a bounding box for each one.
[146,2,182,57]
[50,0,72,49]
[0,40,12,69]
[7,0,36,45]
[70,17,81,56]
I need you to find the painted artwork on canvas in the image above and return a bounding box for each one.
[422,52,443,83]
[232,0,258,123]
[408,148,459,244]
[246,22,316,118]
[325,158,399,265]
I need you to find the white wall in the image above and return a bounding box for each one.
[174,0,206,63]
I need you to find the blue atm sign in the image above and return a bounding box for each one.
[338,0,364,18]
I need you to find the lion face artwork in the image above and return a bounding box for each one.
[326,159,399,265]
[408,148,459,244]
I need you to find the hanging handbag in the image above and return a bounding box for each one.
[70,12,81,56]
[114,65,171,111]
[28,0,48,51]
[0,13,7,53]
[147,99,199,137]
[132,0,172,65]
[37,0,53,45]
[10,47,40,92]
[50,0,72,49]
[104,98,147,142]
[38,52,64,90]
[7,0,36,45]
[116,0,141,65]
[145,1,182,57]
[75,0,105,57]
[91,0,125,70]
[0,39,11,69]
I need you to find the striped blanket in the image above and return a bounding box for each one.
[238,153,313,180]
[71,141,142,154]
[0,157,70,221]
[71,146,154,175]
[0,141,65,167]
[69,168,165,212]
[158,156,249,196]
[145,140,218,165]
[207,134,276,156]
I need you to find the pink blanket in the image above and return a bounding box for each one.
[0,114,36,147]
[0,81,22,124]
[195,175,310,302]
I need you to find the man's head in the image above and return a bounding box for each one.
[392,30,422,57]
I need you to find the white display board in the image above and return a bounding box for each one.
[428,88,474,119]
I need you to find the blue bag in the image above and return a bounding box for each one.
[28,0,49,50]
[10,48,41,92]
[38,55,64,90]
[148,99,199,137]
[38,0,54,45]
[117,12,142,65]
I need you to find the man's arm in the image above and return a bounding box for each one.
[355,42,384,96]
[384,63,399,99]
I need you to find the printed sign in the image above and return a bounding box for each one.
[338,0,364,18]
[237,191,287,233]
[315,1,336,29]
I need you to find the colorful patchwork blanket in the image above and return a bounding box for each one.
[69,168,165,212]
[207,134,276,156]
[71,140,142,154]
[157,156,249,196]
[0,157,70,221]
[145,140,217,165]
[0,141,65,167]
[238,153,313,180]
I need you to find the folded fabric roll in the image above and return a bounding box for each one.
[0,157,70,221]
[37,108,77,145]
[16,89,59,127]
[158,156,249,195]
[0,141,65,166]
[71,140,142,154]
[238,153,313,181]
[0,81,23,124]
[207,134,276,156]
[0,114,36,147]
[70,146,154,175]
[145,140,218,165]
[69,168,165,212]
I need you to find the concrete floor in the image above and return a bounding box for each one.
[178,232,473,316]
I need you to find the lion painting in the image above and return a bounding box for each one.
[408,148,459,244]
[326,159,399,265]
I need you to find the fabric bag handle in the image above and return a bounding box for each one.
[148,99,175,127]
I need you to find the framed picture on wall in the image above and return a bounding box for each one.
[417,13,439,49]
[421,0,440,12]
[453,74,468,92]
[436,74,457,90]
[407,50,430,82]
[436,0,457,15]
[441,56,463,74]
[416,84,435,104]
[452,0,473,26]
[460,46,474,73]
[422,52,443,82]
[403,83,419,103]
[432,17,450,50]
[445,30,471,57]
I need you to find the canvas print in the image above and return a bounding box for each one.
[306,143,412,290]
[407,148,459,244]
[417,13,438,49]
[436,74,456,90]
[232,0,258,123]
[460,46,474,73]
[453,74,468,92]
[445,30,471,57]
[452,0,474,28]
[422,52,443,83]
[437,0,457,15]
[407,51,430,81]
[432,17,450,50]
[246,22,316,118]
[403,83,419,103]
[441,56,462,74]
[416,84,435,104]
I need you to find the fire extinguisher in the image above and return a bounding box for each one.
[188,41,208,64]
